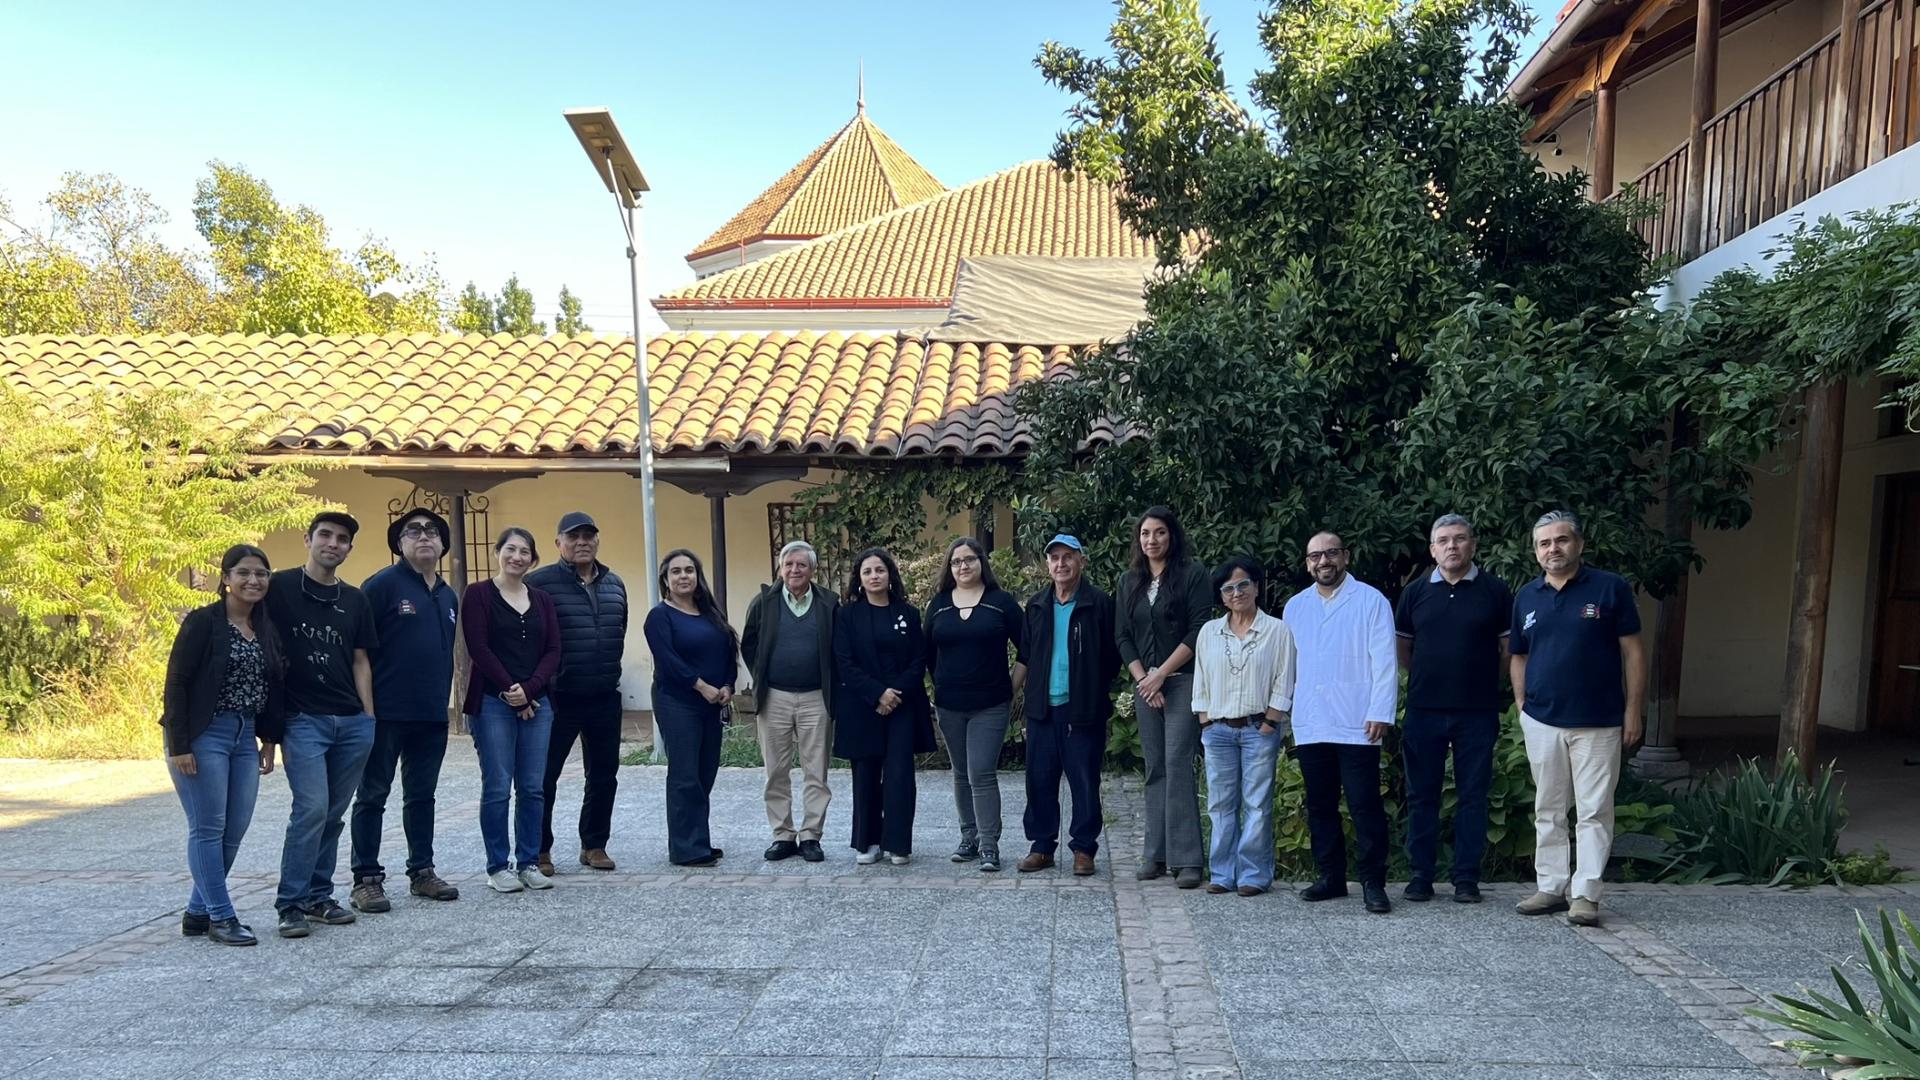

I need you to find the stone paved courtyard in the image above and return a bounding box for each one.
[1,744,1915,1079]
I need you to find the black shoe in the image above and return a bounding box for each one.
[1453,881,1483,904]
[798,840,825,863]
[1363,883,1392,914]
[950,840,980,863]
[1298,878,1349,902]
[678,853,721,867]
[708,848,724,860]
[208,917,257,947]
[276,909,311,939]
[1403,879,1435,903]
[305,899,356,925]
[764,840,800,862]
[181,911,209,937]
[1175,867,1205,890]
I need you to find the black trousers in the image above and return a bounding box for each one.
[1024,707,1105,856]
[654,696,722,865]
[1294,741,1388,886]
[848,717,917,856]
[349,719,449,878]
[541,688,623,854]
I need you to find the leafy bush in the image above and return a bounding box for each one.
[1657,752,1851,886]
[1750,908,1920,1079]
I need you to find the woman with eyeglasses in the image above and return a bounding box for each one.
[643,549,738,867]
[161,544,286,946]
[833,548,934,865]
[1116,505,1215,889]
[924,537,1026,872]
[1191,557,1297,896]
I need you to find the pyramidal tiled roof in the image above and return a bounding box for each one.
[659,161,1154,310]
[0,333,1101,459]
[688,110,946,263]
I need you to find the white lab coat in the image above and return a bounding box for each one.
[1280,576,1398,746]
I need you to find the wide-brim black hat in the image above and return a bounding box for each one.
[388,507,452,557]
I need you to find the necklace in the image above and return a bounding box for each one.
[1220,619,1262,679]
[300,574,342,605]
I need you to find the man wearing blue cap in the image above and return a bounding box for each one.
[1017,535,1120,876]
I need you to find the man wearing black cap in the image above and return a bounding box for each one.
[527,510,631,875]
[346,507,462,913]
[264,510,381,939]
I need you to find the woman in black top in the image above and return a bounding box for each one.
[160,544,285,947]
[1115,506,1215,889]
[923,537,1026,872]
[833,548,933,865]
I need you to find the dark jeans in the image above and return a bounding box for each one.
[276,712,376,912]
[541,688,623,854]
[655,696,723,865]
[1294,741,1388,887]
[1024,707,1104,856]
[349,719,450,879]
[849,715,917,856]
[472,696,553,874]
[168,710,260,922]
[1403,708,1499,885]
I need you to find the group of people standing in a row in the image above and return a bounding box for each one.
[161,501,1644,948]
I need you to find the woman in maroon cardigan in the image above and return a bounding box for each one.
[462,527,563,893]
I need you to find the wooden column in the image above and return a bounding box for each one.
[1592,83,1619,200]
[708,493,729,617]
[447,492,471,736]
[1678,0,1721,258]
[1827,0,1864,186]
[1639,412,1695,778]
[1779,383,1849,772]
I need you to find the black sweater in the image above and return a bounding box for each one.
[160,601,286,753]
[923,587,1025,711]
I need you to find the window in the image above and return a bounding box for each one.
[1879,376,1916,440]
[387,489,495,580]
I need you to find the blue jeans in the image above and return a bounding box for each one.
[1403,708,1499,884]
[168,710,261,922]
[276,711,376,912]
[1201,721,1282,890]
[472,695,553,874]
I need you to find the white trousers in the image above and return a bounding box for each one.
[1520,713,1622,902]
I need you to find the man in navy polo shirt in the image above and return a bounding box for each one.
[1509,510,1646,927]
[348,507,462,912]
[1395,513,1512,905]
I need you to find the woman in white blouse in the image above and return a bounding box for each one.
[1191,557,1298,896]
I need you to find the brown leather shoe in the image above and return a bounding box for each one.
[1017,852,1055,873]
[536,852,555,878]
[1205,883,1230,894]
[1237,885,1267,897]
[1072,852,1096,877]
[580,848,616,871]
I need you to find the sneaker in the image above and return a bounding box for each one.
[1515,891,1569,916]
[350,875,391,914]
[181,911,210,937]
[857,845,882,865]
[888,852,911,866]
[950,840,980,863]
[276,908,311,939]
[979,847,1002,873]
[409,869,460,901]
[798,839,826,863]
[1402,878,1435,903]
[1566,898,1601,927]
[518,866,555,891]
[305,899,356,925]
[488,869,524,893]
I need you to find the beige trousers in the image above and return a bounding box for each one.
[758,688,832,842]
[1520,712,1622,902]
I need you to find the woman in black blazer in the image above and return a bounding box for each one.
[160,544,285,947]
[833,548,933,865]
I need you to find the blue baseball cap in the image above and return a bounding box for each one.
[1045,534,1084,553]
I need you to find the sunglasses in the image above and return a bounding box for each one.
[1219,580,1257,596]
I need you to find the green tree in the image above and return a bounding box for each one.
[555,285,590,336]
[193,161,444,334]
[453,281,495,334]
[1019,0,1774,596]
[494,274,545,336]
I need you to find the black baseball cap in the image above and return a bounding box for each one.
[308,510,361,538]
[557,511,599,535]
[388,507,451,556]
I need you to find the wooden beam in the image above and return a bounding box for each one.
[1827,0,1864,185]
[708,493,729,617]
[1593,83,1619,198]
[1779,381,1848,775]
[1597,0,1685,84]
[1528,54,1600,142]
[447,492,471,736]
[1679,0,1721,260]
[1526,0,1684,142]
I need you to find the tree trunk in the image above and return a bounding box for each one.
[1639,411,1694,778]
[1778,381,1847,776]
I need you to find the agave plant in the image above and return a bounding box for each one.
[1658,751,1848,886]
[1749,908,1920,1079]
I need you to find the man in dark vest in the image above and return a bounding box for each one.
[526,511,630,876]
[741,540,837,863]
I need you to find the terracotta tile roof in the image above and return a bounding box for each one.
[659,161,1154,309]
[0,333,1087,460]
[688,112,946,262]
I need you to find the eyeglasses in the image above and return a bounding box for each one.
[399,524,436,539]
[950,556,981,568]
[1219,580,1257,596]
[227,568,271,581]
[1306,548,1346,563]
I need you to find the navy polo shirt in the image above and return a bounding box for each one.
[1509,567,1641,728]
[361,562,459,722]
[1395,565,1512,713]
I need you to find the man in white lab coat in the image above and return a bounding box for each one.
[1281,531,1399,914]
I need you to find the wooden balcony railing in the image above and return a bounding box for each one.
[1621,0,1918,261]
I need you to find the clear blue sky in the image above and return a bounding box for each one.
[3,1,1557,332]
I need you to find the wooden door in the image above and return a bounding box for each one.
[1869,473,1920,734]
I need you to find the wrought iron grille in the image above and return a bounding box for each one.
[387,488,494,581]
[766,501,846,594]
